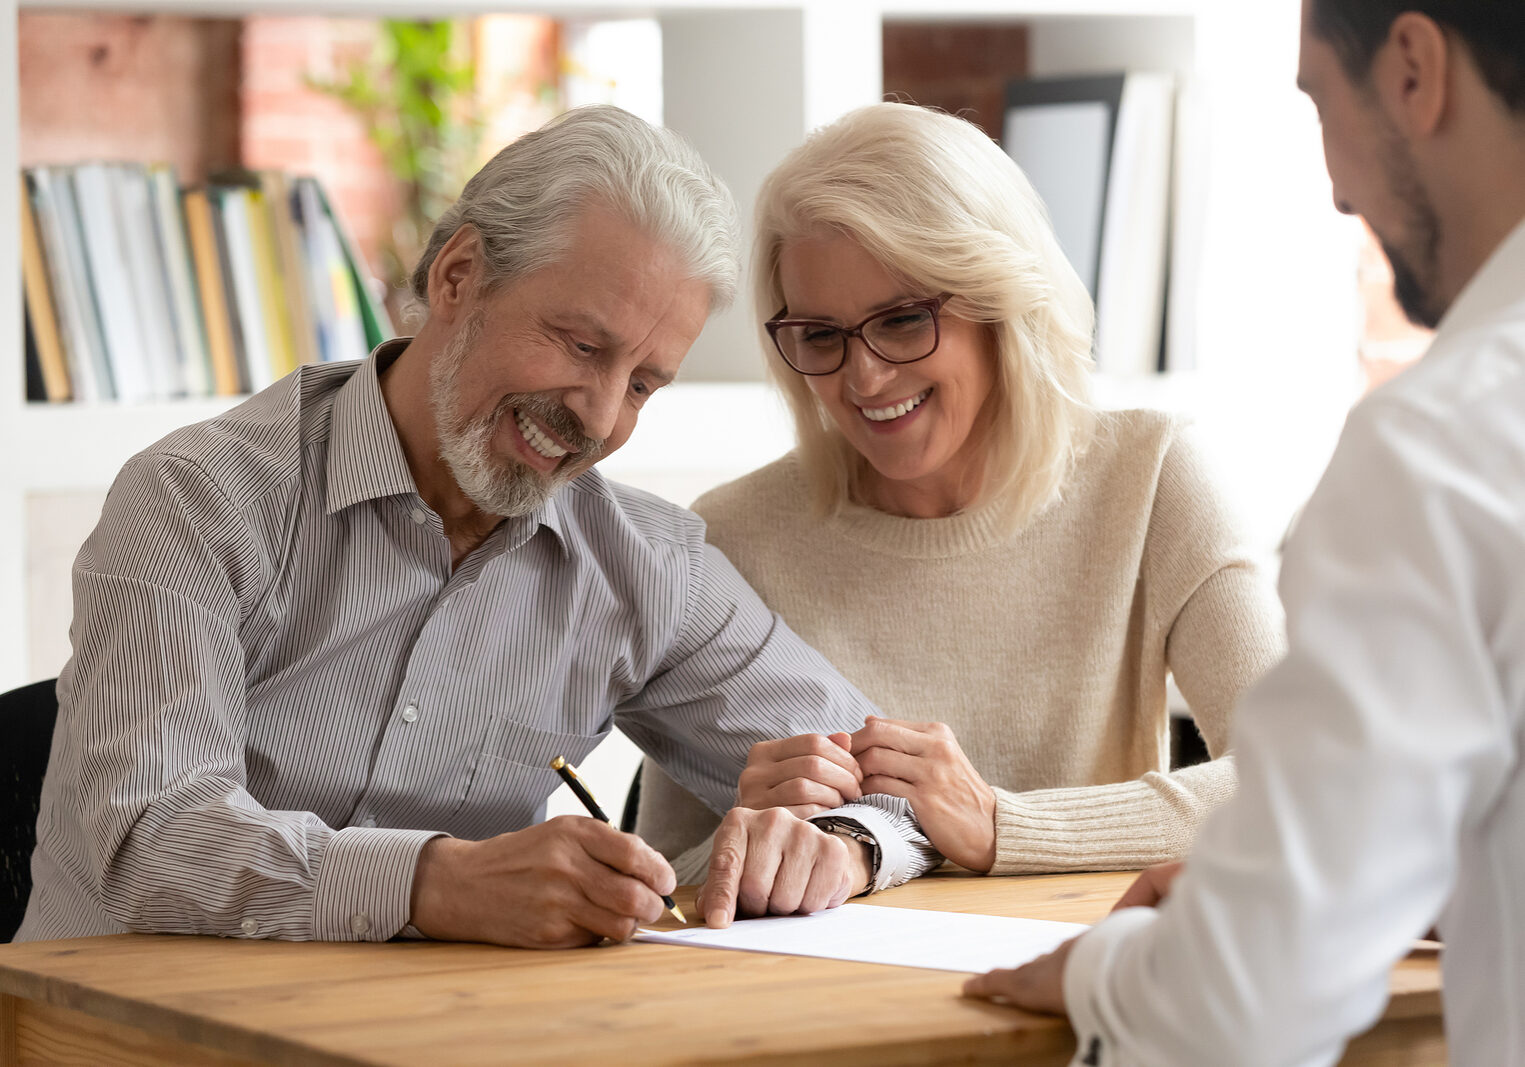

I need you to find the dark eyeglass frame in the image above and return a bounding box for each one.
[764,294,952,376]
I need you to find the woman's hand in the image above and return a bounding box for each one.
[736,732,862,817]
[849,716,997,872]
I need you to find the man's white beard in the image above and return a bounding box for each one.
[429,310,601,518]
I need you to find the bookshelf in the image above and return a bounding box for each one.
[3,0,1361,701]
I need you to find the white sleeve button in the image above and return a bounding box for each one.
[350,913,372,936]
[410,508,427,525]
[400,704,419,723]
[240,917,259,936]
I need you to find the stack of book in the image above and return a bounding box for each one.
[21,164,395,403]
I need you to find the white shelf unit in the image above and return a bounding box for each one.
[2,0,1361,694]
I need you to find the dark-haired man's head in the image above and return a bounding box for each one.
[1299,0,1525,327]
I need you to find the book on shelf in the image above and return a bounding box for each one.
[19,163,396,404]
[148,164,213,398]
[18,181,71,401]
[28,167,116,402]
[23,304,48,403]
[293,176,373,366]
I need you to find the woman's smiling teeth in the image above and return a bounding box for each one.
[860,388,932,423]
[515,409,569,459]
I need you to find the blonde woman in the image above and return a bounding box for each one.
[638,103,1285,881]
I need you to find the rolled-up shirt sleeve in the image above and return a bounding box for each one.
[52,452,429,941]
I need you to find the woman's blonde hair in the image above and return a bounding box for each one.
[754,102,1097,524]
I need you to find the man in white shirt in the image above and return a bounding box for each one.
[964,1,1525,1064]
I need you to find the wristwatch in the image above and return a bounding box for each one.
[812,815,881,893]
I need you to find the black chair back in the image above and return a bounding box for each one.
[1,678,58,942]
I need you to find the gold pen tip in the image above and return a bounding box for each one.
[671,905,687,924]
[550,756,566,770]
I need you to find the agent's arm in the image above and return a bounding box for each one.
[980,399,1518,1063]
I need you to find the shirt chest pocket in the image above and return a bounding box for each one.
[452,716,610,833]
[484,715,607,771]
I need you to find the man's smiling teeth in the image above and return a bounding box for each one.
[514,409,569,459]
[860,388,931,422]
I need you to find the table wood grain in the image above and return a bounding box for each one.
[0,871,1442,1066]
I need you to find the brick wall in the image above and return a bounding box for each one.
[882,22,1029,142]
[19,13,240,181]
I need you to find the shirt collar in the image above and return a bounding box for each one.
[1433,216,1525,345]
[324,337,573,557]
[325,339,419,515]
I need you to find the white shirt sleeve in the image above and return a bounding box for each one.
[1060,394,1518,1066]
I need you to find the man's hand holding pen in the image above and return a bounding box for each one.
[409,818,677,948]
[406,756,873,949]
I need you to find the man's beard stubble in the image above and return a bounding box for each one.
[1374,119,1445,331]
[429,308,606,518]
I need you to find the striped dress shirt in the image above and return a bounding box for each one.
[18,342,937,943]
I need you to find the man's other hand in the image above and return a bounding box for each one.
[962,934,1079,1016]
[695,807,871,928]
[964,862,1181,1016]
[1112,861,1184,912]
[408,816,676,948]
[736,732,862,817]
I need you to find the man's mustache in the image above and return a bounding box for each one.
[498,393,607,463]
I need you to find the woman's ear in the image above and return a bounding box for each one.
[426,226,483,325]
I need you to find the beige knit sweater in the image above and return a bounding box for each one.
[637,409,1287,877]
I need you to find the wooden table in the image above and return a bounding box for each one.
[0,871,1442,1066]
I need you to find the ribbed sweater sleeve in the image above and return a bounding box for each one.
[987,424,1284,873]
[989,759,1236,873]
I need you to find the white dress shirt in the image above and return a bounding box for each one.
[1062,218,1525,1066]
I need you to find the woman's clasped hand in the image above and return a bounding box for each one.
[738,717,998,873]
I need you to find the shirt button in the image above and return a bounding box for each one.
[359,816,377,828]
[240,917,259,936]
[351,914,372,936]
[410,508,427,525]
[400,705,419,724]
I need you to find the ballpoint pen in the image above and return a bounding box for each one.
[550,756,686,923]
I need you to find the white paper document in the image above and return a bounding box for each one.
[635,904,1088,974]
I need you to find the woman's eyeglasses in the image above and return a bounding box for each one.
[765,295,951,376]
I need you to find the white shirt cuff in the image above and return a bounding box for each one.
[1063,905,1160,1067]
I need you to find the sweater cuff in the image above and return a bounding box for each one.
[313,827,444,941]
[1063,906,1160,1067]
[991,784,1185,875]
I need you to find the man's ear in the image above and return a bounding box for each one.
[1376,11,1450,139]
[426,226,483,325]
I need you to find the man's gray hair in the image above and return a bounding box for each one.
[411,105,741,310]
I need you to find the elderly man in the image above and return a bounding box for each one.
[967,2,1525,1064]
[18,106,937,948]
